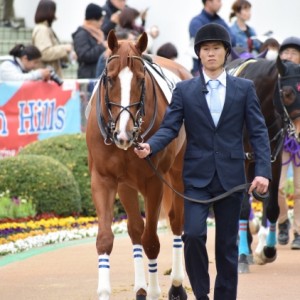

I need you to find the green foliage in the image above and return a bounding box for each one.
[19,134,94,216]
[0,155,81,216]
[0,190,36,220]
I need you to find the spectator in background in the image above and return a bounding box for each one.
[116,6,146,37]
[229,0,260,54]
[72,3,106,79]
[32,0,73,78]
[259,37,280,60]
[189,0,236,77]
[156,42,178,61]
[146,25,160,54]
[101,0,127,38]
[0,43,51,81]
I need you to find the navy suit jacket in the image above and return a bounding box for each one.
[148,74,272,191]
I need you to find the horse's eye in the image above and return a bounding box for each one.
[281,86,296,106]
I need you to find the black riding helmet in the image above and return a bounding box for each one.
[194,23,232,57]
[279,36,300,54]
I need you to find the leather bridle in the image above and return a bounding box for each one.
[96,55,158,146]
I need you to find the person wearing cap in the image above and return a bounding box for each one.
[72,3,106,79]
[277,36,300,250]
[134,23,271,299]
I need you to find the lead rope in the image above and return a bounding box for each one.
[134,143,268,204]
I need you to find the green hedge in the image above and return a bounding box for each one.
[19,134,94,216]
[0,155,81,216]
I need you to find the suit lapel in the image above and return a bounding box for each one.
[194,77,215,126]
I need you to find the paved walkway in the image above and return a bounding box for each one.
[1,227,300,300]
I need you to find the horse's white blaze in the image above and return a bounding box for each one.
[118,67,133,141]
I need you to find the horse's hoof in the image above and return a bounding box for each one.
[136,288,147,300]
[254,252,266,265]
[254,246,277,265]
[262,246,277,263]
[168,284,187,300]
[238,254,250,273]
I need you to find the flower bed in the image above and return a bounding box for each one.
[0,197,294,257]
[0,215,129,256]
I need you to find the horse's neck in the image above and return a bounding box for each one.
[144,60,181,104]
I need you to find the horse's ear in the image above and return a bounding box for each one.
[107,30,119,51]
[135,32,148,53]
[276,55,286,76]
[256,49,268,59]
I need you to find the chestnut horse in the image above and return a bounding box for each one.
[226,56,300,273]
[86,30,192,300]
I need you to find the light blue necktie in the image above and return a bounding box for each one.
[208,80,222,126]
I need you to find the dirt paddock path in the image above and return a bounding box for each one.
[1,227,300,300]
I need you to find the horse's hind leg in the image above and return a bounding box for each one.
[118,184,147,299]
[254,160,280,265]
[165,170,187,300]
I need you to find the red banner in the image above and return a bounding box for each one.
[0,80,81,158]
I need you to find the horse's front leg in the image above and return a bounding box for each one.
[141,182,164,300]
[91,169,117,300]
[118,184,147,299]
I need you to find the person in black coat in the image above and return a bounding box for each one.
[101,0,127,38]
[72,3,106,79]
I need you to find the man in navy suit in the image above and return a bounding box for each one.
[135,23,271,300]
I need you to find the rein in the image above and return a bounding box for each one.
[138,150,268,204]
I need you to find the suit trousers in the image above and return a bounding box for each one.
[182,172,243,300]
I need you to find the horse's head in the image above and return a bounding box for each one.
[100,30,148,150]
[277,56,300,139]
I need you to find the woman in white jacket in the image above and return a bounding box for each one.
[0,44,50,81]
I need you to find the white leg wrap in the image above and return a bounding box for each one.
[97,254,111,300]
[147,259,161,300]
[255,226,269,254]
[171,235,185,286]
[133,245,147,293]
